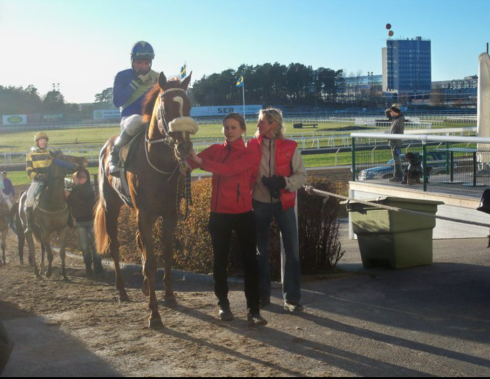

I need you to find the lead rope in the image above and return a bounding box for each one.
[176,169,193,220]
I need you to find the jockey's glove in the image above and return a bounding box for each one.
[137,73,151,84]
[35,174,49,183]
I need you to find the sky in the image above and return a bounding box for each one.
[1,0,490,104]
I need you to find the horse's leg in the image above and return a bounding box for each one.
[26,233,39,278]
[1,230,6,266]
[162,216,178,306]
[58,227,69,280]
[106,205,129,302]
[43,234,55,278]
[40,242,46,276]
[137,211,163,330]
[18,232,25,265]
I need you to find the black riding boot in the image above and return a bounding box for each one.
[24,207,34,234]
[109,131,132,177]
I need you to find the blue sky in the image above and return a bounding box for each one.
[1,0,489,103]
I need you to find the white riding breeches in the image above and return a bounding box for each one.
[121,115,146,136]
[25,181,43,209]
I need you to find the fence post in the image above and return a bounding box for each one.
[445,142,450,176]
[352,137,356,181]
[423,142,428,192]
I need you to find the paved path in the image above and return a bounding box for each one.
[1,226,490,377]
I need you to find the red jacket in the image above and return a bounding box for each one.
[248,136,298,211]
[189,138,259,214]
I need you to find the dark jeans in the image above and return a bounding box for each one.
[253,200,302,304]
[209,212,260,313]
[391,146,404,178]
[75,220,103,273]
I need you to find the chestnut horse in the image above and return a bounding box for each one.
[95,72,197,330]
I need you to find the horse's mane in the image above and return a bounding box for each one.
[142,77,183,123]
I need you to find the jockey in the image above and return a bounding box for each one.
[110,41,159,177]
[24,132,53,234]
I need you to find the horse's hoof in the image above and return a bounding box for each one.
[148,317,164,330]
[45,271,52,279]
[119,294,131,303]
[164,297,178,307]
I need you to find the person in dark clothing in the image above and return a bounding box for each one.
[66,169,104,276]
[187,113,267,327]
[1,172,16,234]
[386,104,405,182]
[2,172,15,202]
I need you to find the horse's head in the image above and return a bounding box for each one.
[51,151,88,179]
[144,72,198,162]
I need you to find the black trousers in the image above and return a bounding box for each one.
[209,211,260,313]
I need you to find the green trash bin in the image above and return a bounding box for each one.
[344,197,444,269]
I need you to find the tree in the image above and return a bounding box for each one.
[43,90,65,113]
[95,88,113,104]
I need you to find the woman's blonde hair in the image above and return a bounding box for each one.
[256,108,285,139]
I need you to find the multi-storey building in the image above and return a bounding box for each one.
[382,37,432,95]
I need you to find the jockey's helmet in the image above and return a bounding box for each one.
[34,132,49,143]
[131,41,155,62]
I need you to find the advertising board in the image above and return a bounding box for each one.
[93,109,121,120]
[2,114,27,126]
[190,105,261,117]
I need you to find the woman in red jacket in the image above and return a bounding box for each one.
[188,113,267,327]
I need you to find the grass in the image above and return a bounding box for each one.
[0,119,476,186]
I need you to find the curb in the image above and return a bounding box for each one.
[65,251,244,285]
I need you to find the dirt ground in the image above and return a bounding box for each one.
[0,230,343,377]
[0,170,351,377]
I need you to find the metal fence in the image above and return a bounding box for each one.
[351,133,490,198]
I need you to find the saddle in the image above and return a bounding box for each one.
[119,131,145,170]
[111,131,146,207]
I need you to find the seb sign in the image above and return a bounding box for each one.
[2,115,27,126]
[191,105,262,117]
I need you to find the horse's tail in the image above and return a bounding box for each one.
[94,200,109,254]
[95,144,110,254]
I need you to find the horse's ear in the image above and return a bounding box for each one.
[158,72,167,89]
[182,72,192,91]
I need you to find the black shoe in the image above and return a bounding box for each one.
[284,302,305,313]
[219,307,234,322]
[259,297,271,309]
[247,312,268,327]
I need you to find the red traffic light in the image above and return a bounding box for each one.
[388,30,394,37]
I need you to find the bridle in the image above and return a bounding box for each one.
[145,88,189,176]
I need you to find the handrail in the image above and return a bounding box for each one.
[351,132,490,144]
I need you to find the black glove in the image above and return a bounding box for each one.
[262,176,284,199]
[35,174,49,183]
